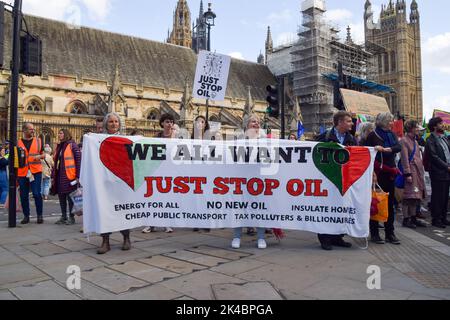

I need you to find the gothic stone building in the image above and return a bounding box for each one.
[364,0,423,120]
[0,10,275,147]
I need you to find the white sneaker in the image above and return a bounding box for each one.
[165,227,174,233]
[231,238,241,249]
[142,227,153,234]
[257,239,267,249]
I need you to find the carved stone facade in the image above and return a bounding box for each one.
[365,0,423,120]
[167,0,193,48]
[0,11,275,147]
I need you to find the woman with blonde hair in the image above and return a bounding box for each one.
[96,113,132,254]
[357,122,375,146]
[231,114,268,249]
[41,145,54,201]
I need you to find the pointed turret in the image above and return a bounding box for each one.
[410,0,419,23]
[243,87,254,127]
[109,65,124,114]
[265,26,273,65]
[179,77,193,128]
[199,0,204,17]
[257,51,264,64]
[168,0,192,48]
[346,26,353,44]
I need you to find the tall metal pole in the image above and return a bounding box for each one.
[280,77,286,140]
[207,24,211,51]
[205,23,211,121]
[8,0,23,228]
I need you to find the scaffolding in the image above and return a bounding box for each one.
[292,0,336,132]
[292,0,380,132]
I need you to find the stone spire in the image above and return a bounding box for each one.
[410,0,419,23]
[290,96,303,133]
[243,86,254,128]
[192,0,207,53]
[346,26,353,44]
[168,0,192,48]
[179,77,193,128]
[265,26,273,65]
[257,51,264,64]
[109,65,125,114]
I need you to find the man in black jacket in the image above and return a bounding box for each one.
[425,117,450,228]
[316,111,356,251]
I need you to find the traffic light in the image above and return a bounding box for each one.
[20,34,42,76]
[266,84,280,118]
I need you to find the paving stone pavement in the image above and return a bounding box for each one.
[0,217,449,300]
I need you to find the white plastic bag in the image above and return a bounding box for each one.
[70,187,83,216]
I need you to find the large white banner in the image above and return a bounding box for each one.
[81,135,376,237]
[192,51,231,101]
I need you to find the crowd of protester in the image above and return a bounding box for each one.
[1,110,448,255]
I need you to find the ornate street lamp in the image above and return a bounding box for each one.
[203,3,216,121]
[203,3,216,52]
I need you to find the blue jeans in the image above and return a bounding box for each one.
[0,170,8,204]
[233,228,265,240]
[18,173,43,218]
[41,177,51,197]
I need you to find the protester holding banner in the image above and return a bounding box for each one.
[192,115,211,233]
[315,111,356,251]
[231,114,268,249]
[142,113,175,234]
[52,129,81,225]
[365,112,402,245]
[425,117,450,228]
[97,113,132,254]
[400,120,427,229]
[288,133,297,141]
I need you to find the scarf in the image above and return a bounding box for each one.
[375,127,397,148]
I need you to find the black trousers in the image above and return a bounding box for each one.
[58,193,74,219]
[318,234,344,245]
[370,172,396,237]
[430,179,450,222]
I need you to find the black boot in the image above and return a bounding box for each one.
[404,218,417,229]
[412,216,427,228]
[386,233,401,245]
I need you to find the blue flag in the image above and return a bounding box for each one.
[319,125,326,135]
[297,121,305,138]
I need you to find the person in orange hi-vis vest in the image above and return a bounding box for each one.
[18,123,44,225]
[52,129,81,226]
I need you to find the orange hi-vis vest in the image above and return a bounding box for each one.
[18,138,43,177]
[64,143,77,181]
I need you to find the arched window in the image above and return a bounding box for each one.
[209,115,220,123]
[390,51,396,72]
[147,109,160,121]
[27,99,43,112]
[70,102,88,115]
[384,53,389,73]
[39,128,53,148]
